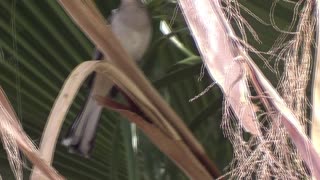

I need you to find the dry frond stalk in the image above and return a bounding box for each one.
[31,61,220,179]
[0,87,64,180]
[96,97,213,179]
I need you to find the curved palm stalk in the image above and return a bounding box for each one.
[0,87,64,180]
[312,3,320,155]
[178,0,320,178]
[96,98,213,180]
[30,1,221,179]
[30,61,219,179]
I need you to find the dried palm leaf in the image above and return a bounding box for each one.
[178,0,320,179]
[312,3,320,156]
[0,87,64,180]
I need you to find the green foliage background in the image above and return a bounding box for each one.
[0,0,296,179]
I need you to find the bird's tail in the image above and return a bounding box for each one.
[61,80,104,157]
[62,49,111,157]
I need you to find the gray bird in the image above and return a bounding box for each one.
[62,0,152,156]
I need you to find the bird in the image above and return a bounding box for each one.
[61,0,152,157]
